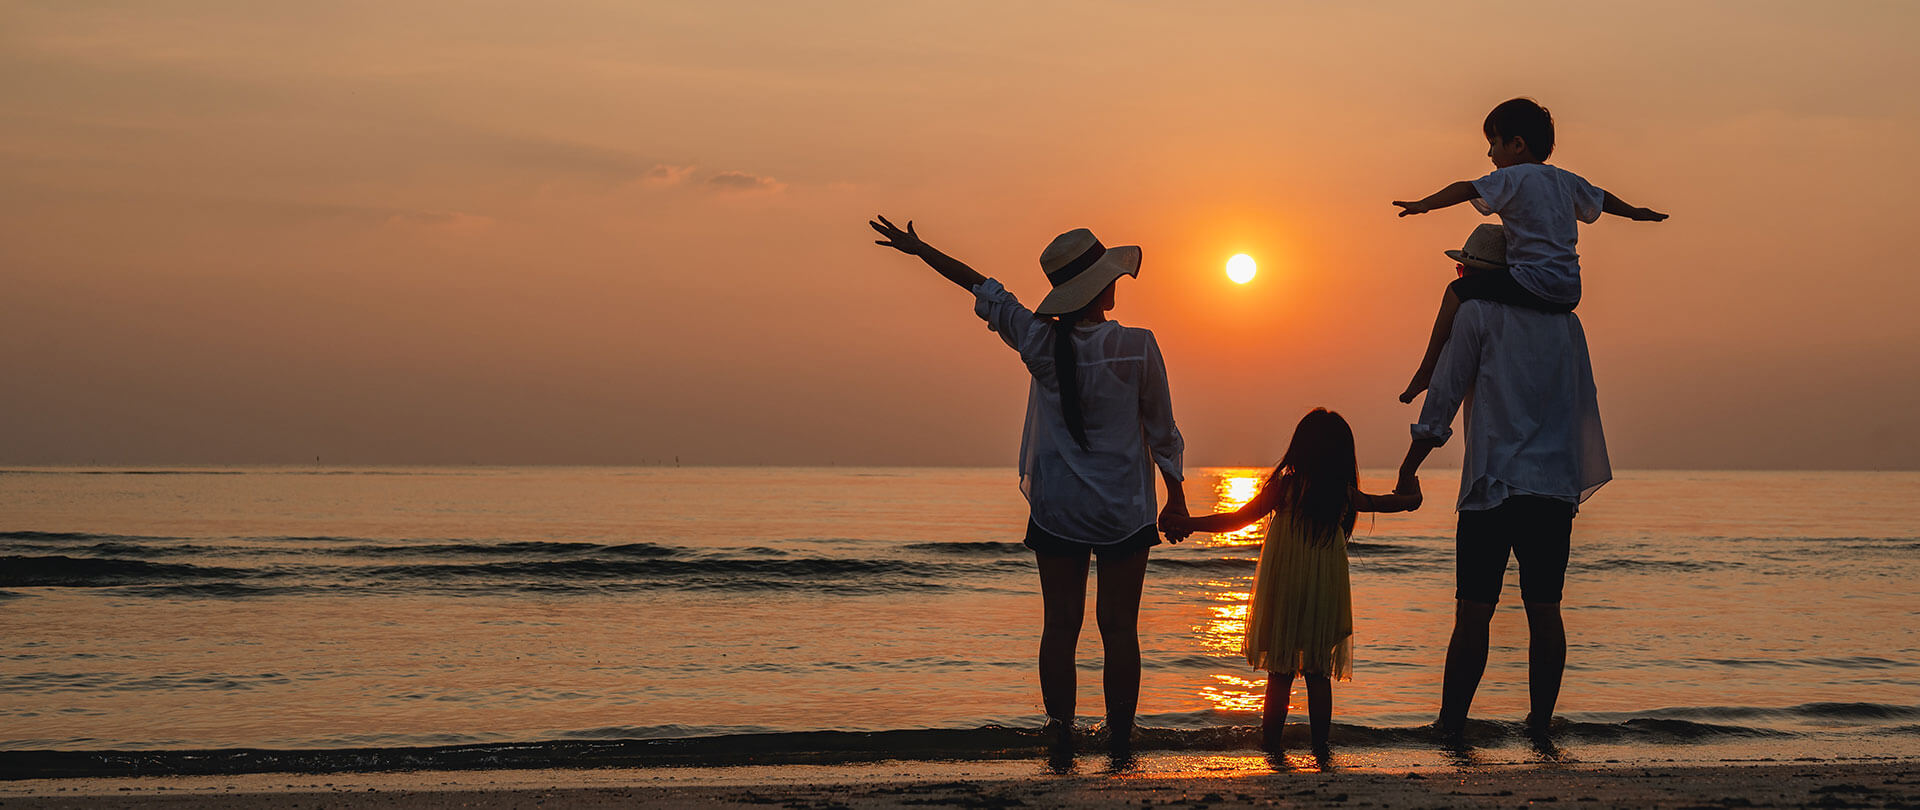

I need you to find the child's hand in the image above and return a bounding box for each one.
[1392,200,1429,217]
[1631,207,1669,222]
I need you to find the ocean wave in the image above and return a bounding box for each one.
[361,557,973,581]
[1590,702,1920,722]
[0,556,261,588]
[1584,558,1730,572]
[902,541,1030,555]
[1149,557,1258,572]
[0,671,294,693]
[0,530,180,544]
[335,541,684,559]
[1690,656,1913,670]
[1344,541,1426,555]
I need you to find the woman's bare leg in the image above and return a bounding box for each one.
[1094,547,1150,751]
[1401,287,1462,403]
[1035,550,1090,743]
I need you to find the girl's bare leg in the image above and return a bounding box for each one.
[1262,672,1295,750]
[1401,287,1462,403]
[1303,672,1333,750]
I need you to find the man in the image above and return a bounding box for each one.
[1397,229,1611,739]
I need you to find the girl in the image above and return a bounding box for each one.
[869,216,1189,755]
[1163,408,1420,751]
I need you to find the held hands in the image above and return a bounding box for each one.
[1394,472,1423,510]
[1157,502,1193,544]
[869,215,927,256]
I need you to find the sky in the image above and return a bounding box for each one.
[2,1,1916,469]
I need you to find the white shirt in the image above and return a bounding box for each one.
[1471,163,1606,305]
[1413,300,1611,512]
[973,279,1185,544]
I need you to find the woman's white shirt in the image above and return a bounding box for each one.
[972,278,1184,544]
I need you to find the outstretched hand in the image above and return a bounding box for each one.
[1391,200,1428,217]
[869,215,926,255]
[1631,207,1669,222]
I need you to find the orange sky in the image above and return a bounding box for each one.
[2,2,1915,468]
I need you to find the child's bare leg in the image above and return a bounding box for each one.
[1303,672,1333,750]
[1401,287,1462,403]
[1261,671,1294,750]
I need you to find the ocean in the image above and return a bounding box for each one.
[2,467,1916,775]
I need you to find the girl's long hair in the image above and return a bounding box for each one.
[1265,408,1359,542]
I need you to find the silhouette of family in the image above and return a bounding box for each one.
[870,98,1666,757]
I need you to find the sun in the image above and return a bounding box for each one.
[1226,254,1257,284]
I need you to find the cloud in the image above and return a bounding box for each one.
[643,164,696,186]
[705,170,785,194]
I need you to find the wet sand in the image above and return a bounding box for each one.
[4,757,1915,809]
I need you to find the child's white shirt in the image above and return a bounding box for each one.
[1471,163,1606,305]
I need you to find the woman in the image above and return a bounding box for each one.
[869,215,1188,755]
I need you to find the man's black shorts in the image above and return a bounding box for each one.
[1456,495,1575,604]
[1449,268,1576,314]
[1025,520,1160,559]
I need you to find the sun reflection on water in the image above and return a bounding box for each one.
[1186,469,1280,717]
[1204,470,1269,546]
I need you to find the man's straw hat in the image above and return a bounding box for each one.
[1445,224,1509,271]
[1035,228,1142,316]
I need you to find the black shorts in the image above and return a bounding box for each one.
[1450,267,1576,314]
[1024,520,1160,559]
[1455,495,1574,604]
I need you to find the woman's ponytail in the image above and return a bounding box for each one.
[1052,314,1091,451]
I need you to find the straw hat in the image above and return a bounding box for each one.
[1445,224,1509,271]
[1035,228,1142,315]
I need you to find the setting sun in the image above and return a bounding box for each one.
[1226,254,1257,284]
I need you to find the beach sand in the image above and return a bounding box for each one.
[4,756,1915,809]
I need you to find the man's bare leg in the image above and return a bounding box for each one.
[1524,601,1566,735]
[1438,599,1497,735]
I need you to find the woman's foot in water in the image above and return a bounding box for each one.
[1104,716,1135,756]
[1042,716,1075,752]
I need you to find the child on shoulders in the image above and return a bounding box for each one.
[1393,97,1667,403]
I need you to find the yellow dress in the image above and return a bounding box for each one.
[1243,505,1353,680]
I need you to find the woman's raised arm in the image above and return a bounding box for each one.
[870,216,986,291]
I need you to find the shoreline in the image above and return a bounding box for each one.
[3,715,1868,781]
[2,756,1915,808]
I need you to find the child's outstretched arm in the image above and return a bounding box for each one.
[1600,191,1668,222]
[1393,181,1480,217]
[870,215,988,290]
[1352,475,1422,513]
[1163,480,1279,536]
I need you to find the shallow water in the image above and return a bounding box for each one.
[1,467,1916,765]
